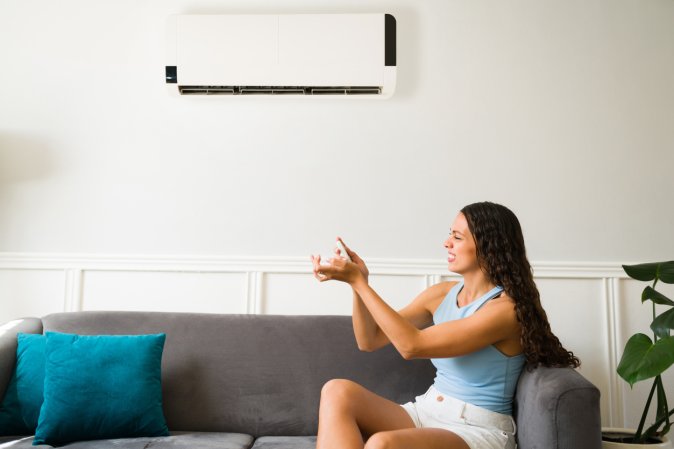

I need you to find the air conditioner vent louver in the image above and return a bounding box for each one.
[178,86,382,95]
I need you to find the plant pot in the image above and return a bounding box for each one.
[602,428,672,448]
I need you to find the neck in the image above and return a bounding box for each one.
[459,270,497,305]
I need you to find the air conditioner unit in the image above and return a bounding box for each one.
[165,14,396,97]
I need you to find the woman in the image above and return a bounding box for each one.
[310,201,579,449]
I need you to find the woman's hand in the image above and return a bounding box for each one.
[337,238,369,282]
[310,238,369,285]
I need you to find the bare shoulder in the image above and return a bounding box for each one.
[422,281,457,301]
[480,292,520,327]
[419,281,458,313]
[430,280,457,295]
[493,291,515,304]
[398,281,457,329]
[483,291,517,312]
[480,292,523,353]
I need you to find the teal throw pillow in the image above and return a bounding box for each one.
[33,332,169,446]
[0,333,46,436]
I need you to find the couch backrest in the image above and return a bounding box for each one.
[41,311,435,437]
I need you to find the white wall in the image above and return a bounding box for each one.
[1,0,674,433]
[0,0,672,260]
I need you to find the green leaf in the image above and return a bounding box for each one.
[624,263,661,281]
[617,334,674,387]
[642,286,674,306]
[652,308,674,338]
[618,334,654,386]
[660,261,674,284]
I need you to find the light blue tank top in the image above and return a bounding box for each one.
[431,281,525,415]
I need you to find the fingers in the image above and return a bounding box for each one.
[313,270,325,282]
[310,254,329,282]
[333,243,345,259]
[337,237,350,254]
[335,237,356,261]
[311,245,353,283]
[337,237,363,264]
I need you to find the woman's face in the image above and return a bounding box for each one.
[444,212,480,274]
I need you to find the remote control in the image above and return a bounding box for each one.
[335,240,352,262]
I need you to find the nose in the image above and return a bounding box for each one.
[444,236,452,248]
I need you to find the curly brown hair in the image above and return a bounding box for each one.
[461,201,580,370]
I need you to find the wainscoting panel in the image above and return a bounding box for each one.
[262,272,353,315]
[81,270,249,314]
[0,269,66,320]
[2,253,670,429]
[367,274,430,311]
[263,273,430,316]
[536,278,611,426]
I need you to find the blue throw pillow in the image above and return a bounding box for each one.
[0,333,46,436]
[33,332,169,446]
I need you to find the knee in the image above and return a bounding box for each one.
[321,379,358,401]
[320,379,360,408]
[364,432,395,449]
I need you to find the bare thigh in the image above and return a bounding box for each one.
[319,379,416,437]
[366,428,471,449]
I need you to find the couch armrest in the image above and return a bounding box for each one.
[514,366,601,449]
[0,318,43,402]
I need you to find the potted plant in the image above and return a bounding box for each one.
[602,261,674,448]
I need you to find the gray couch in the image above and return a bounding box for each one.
[0,311,602,449]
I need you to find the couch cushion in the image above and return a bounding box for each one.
[0,318,43,415]
[42,312,436,437]
[251,436,316,449]
[0,432,253,449]
[34,332,169,446]
[0,334,46,436]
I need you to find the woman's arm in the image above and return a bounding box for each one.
[351,289,386,351]
[312,242,388,351]
[350,278,427,359]
[315,254,518,360]
[351,282,451,352]
[311,240,446,353]
[313,239,521,359]
[352,276,520,359]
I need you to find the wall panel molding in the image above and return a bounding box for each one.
[63,268,83,312]
[0,252,629,277]
[603,277,624,426]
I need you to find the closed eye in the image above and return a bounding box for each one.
[449,229,463,240]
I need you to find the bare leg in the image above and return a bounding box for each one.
[316,379,416,449]
[365,428,471,449]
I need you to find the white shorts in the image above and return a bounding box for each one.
[400,385,517,449]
